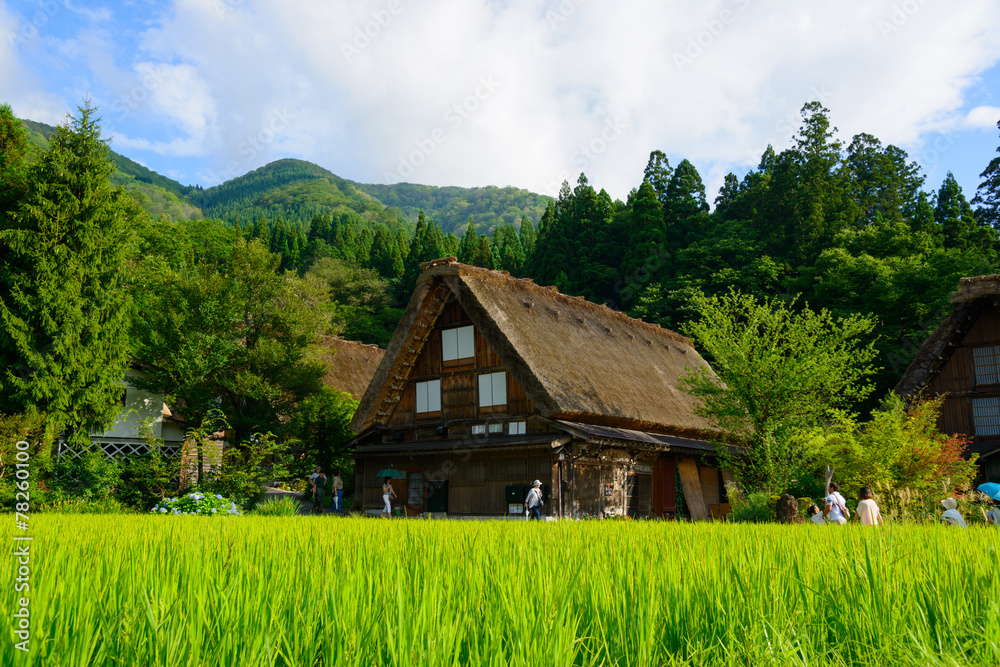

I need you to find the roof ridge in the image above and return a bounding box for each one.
[420,258,695,348]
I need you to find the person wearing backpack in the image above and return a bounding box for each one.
[823,482,850,525]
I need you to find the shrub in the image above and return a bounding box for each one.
[252,496,301,517]
[39,450,121,503]
[151,492,241,516]
[728,489,775,523]
[205,432,284,510]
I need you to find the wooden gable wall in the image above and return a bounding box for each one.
[928,310,1000,440]
[386,296,534,431]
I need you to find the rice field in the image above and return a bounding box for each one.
[3,516,999,666]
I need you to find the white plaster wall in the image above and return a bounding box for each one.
[96,371,164,439]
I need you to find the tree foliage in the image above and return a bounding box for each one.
[681,289,879,494]
[0,102,140,442]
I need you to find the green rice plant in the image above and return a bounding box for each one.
[251,496,301,517]
[2,518,998,666]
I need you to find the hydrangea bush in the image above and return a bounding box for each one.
[150,492,241,516]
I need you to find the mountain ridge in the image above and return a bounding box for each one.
[18,117,552,234]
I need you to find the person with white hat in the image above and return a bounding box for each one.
[940,498,967,528]
[524,480,544,521]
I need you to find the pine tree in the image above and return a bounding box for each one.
[518,215,536,257]
[474,236,496,270]
[973,119,1000,229]
[0,102,139,440]
[935,172,988,250]
[643,150,673,208]
[458,217,479,264]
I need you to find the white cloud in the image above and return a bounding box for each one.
[5,0,1000,200]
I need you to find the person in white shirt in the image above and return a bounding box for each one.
[823,482,849,525]
[853,487,883,526]
[524,480,544,521]
[940,497,967,528]
[808,504,825,525]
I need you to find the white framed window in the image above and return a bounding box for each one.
[973,396,1000,436]
[415,380,441,413]
[974,346,1000,385]
[478,371,507,407]
[509,421,526,435]
[442,326,475,362]
[471,424,486,435]
[488,422,504,434]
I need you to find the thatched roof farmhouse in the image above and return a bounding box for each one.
[895,274,1000,482]
[351,258,730,519]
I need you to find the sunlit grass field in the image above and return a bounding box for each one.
[3,516,999,666]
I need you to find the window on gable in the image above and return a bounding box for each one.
[442,326,475,362]
[973,345,1000,385]
[509,421,526,435]
[973,397,1000,437]
[478,371,507,407]
[415,380,441,413]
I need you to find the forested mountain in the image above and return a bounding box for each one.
[353,182,551,236]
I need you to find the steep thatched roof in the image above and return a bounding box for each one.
[313,336,385,401]
[895,274,1000,398]
[352,258,719,439]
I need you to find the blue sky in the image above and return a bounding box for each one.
[2,0,999,205]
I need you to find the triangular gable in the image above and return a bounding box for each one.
[354,275,539,432]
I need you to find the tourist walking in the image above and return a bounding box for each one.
[940,498,968,528]
[853,487,883,526]
[823,482,850,525]
[332,468,344,514]
[312,468,327,514]
[382,477,396,518]
[525,480,544,521]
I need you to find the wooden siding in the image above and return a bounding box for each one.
[475,328,503,369]
[929,346,972,395]
[939,395,972,438]
[356,451,553,515]
[652,457,677,515]
[961,310,1000,345]
[415,328,443,377]
[508,375,533,416]
[439,299,469,327]
[389,384,415,427]
[442,374,477,421]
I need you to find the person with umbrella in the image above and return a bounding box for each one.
[377,468,402,518]
[978,483,1000,525]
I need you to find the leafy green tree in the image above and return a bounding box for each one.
[518,216,536,257]
[681,289,878,494]
[492,223,525,274]
[0,102,140,442]
[0,103,29,222]
[642,150,672,207]
[289,387,358,484]
[131,238,327,443]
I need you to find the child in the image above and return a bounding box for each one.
[853,487,883,526]
[808,504,825,525]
